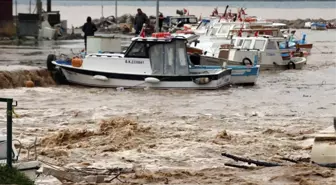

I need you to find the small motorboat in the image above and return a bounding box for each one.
[47,33,232,90]
[188,53,260,85]
[216,36,307,70]
[171,31,260,85]
[311,22,327,30]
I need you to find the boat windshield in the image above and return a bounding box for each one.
[207,24,221,36]
[218,24,231,36]
[149,40,189,75]
[242,39,252,49]
[125,42,148,58]
[171,17,198,25]
[253,40,266,50]
[196,21,209,30]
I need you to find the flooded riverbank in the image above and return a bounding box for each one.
[0,29,335,184]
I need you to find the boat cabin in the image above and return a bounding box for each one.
[205,22,245,37]
[222,36,289,65]
[205,22,284,38]
[122,35,191,75]
[167,15,198,28]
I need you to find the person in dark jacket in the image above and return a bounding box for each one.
[158,13,164,32]
[134,8,148,35]
[82,16,97,50]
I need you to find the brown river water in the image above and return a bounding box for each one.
[0,29,335,184]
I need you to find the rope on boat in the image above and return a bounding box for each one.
[12,106,20,118]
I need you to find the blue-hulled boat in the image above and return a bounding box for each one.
[311,23,327,30]
[189,55,260,85]
[190,64,260,85]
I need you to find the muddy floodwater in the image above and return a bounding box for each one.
[0,30,336,184]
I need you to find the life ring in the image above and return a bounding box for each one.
[47,54,57,71]
[288,61,296,69]
[242,58,252,65]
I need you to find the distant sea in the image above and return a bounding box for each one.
[14,0,336,26]
[16,0,336,9]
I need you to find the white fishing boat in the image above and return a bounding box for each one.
[221,36,307,70]
[170,32,260,85]
[47,34,232,89]
[191,7,312,58]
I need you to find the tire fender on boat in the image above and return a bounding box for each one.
[52,68,68,84]
[144,77,160,84]
[93,75,108,81]
[193,77,211,85]
[47,54,56,71]
[242,58,252,66]
[288,61,296,69]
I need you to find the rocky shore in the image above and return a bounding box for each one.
[272,18,336,29]
[0,15,334,42]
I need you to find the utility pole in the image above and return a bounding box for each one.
[29,0,31,13]
[115,0,118,23]
[47,0,51,12]
[156,0,159,32]
[36,0,42,16]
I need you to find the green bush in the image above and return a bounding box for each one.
[0,165,34,185]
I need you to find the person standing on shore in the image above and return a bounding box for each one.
[82,16,97,51]
[159,13,164,32]
[134,8,148,35]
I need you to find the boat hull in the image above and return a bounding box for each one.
[226,58,306,70]
[58,66,231,90]
[190,65,259,85]
[311,26,327,30]
[198,54,307,70]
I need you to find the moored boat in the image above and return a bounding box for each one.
[223,36,307,70]
[311,23,327,30]
[197,35,307,70]
[47,34,232,90]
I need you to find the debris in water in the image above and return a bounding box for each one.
[40,117,154,154]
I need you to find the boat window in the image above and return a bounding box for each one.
[218,25,231,35]
[233,25,241,29]
[230,39,236,45]
[242,39,252,49]
[125,42,147,58]
[208,27,218,36]
[266,41,278,50]
[149,44,165,75]
[163,43,175,75]
[253,40,266,50]
[149,40,188,75]
[175,40,189,75]
[196,21,207,30]
[236,39,244,47]
[188,18,198,24]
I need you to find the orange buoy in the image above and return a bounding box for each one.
[71,57,83,67]
[25,80,35,88]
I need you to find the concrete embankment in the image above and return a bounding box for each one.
[0,66,55,89]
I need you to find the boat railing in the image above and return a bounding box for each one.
[87,53,123,58]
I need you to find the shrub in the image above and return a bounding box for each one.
[0,165,34,185]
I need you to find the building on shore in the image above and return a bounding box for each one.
[0,0,14,36]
